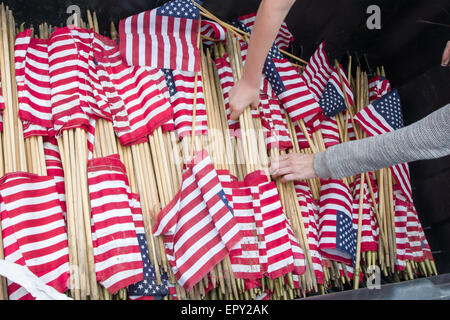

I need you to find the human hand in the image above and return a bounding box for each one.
[442,41,450,66]
[228,79,260,121]
[269,153,318,183]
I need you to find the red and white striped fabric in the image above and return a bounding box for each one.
[169,69,208,139]
[93,36,174,145]
[15,29,54,138]
[217,171,262,279]
[351,175,379,253]
[200,20,226,45]
[393,188,410,271]
[301,42,333,103]
[318,179,355,266]
[273,58,322,122]
[119,0,201,72]
[219,170,306,280]
[258,95,293,151]
[43,136,66,218]
[369,76,391,103]
[0,172,70,300]
[88,154,144,294]
[214,54,240,136]
[320,115,341,148]
[295,181,324,284]
[48,27,90,136]
[406,205,424,263]
[153,150,242,291]
[239,12,294,51]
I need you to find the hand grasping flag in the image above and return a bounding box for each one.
[354,89,413,203]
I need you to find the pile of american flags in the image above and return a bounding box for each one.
[0,0,437,301]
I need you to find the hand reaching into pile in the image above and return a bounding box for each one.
[269,153,317,182]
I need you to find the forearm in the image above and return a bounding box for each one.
[241,0,296,88]
[314,104,450,179]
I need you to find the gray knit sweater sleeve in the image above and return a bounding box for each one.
[313,104,450,179]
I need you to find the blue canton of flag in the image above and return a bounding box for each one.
[162,69,177,97]
[319,82,347,118]
[128,234,170,297]
[336,210,357,267]
[217,189,233,215]
[372,89,404,130]
[156,0,201,19]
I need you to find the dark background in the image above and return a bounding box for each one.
[6,0,450,273]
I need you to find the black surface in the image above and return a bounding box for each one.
[6,0,450,272]
[302,273,450,300]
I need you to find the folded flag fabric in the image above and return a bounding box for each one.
[15,29,54,138]
[318,179,356,266]
[393,187,410,271]
[238,12,294,51]
[48,27,91,136]
[258,94,293,151]
[153,150,242,291]
[351,175,379,253]
[43,136,66,217]
[119,0,202,72]
[200,20,226,45]
[0,172,70,300]
[88,154,144,294]
[354,89,413,203]
[92,35,173,145]
[369,75,391,102]
[295,181,324,284]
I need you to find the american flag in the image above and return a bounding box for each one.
[219,170,306,279]
[263,45,321,121]
[369,75,391,102]
[200,20,226,45]
[48,27,91,136]
[119,0,201,72]
[354,89,413,203]
[319,64,354,118]
[15,29,53,137]
[351,175,379,253]
[232,19,320,122]
[152,150,242,291]
[393,188,409,271]
[238,12,294,51]
[0,172,70,300]
[43,136,67,217]
[295,181,325,284]
[162,68,208,138]
[128,193,170,299]
[301,42,334,103]
[320,115,341,148]
[214,53,240,136]
[88,154,144,294]
[258,95,294,151]
[318,179,357,266]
